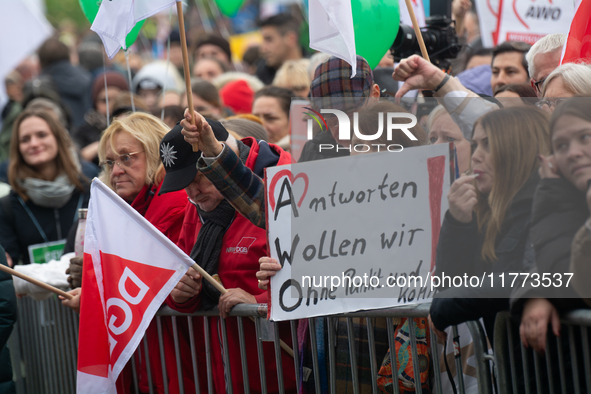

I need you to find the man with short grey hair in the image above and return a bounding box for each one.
[526,33,566,96]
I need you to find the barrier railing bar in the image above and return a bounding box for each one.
[581,326,591,392]
[386,318,401,394]
[156,316,170,394]
[186,316,201,394]
[236,317,250,394]
[519,337,532,394]
[327,317,336,394]
[366,318,379,394]
[39,301,52,393]
[465,320,493,394]
[51,297,67,394]
[142,336,154,394]
[346,317,360,394]
[254,316,268,394]
[130,351,139,394]
[20,301,35,392]
[452,325,466,394]
[555,332,567,394]
[289,320,301,393]
[429,328,442,394]
[532,348,543,394]
[307,318,321,394]
[219,318,234,394]
[505,319,520,394]
[273,320,285,394]
[45,298,58,394]
[568,325,581,394]
[203,316,214,394]
[29,300,40,393]
[545,335,556,394]
[171,316,185,394]
[60,305,75,393]
[408,318,423,393]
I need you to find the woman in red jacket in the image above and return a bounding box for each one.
[98,112,188,393]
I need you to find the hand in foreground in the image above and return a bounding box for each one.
[180,109,224,157]
[428,314,448,342]
[170,267,202,304]
[447,175,478,223]
[66,256,83,289]
[392,55,447,98]
[59,288,81,314]
[519,298,560,353]
[256,257,282,290]
[538,155,559,179]
[218,288,257,319]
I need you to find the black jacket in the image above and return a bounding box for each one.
[0,245,17,394]
[511,177,589,314]
[298,130,350,162]
[0,186,91,265]
[430,172,539,339]
[41,61,92,128]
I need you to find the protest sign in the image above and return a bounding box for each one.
[265,144,452,321]
[474,0,500,47]
[495,0,577,45]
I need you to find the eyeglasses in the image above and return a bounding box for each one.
[532,76,547,93]
[535,98,566,110]
[99,151,143,172]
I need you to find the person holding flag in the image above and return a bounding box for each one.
[159,118,296,394]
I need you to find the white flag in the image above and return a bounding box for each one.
[91,0,178,59]
[308,0,357,77]
[76,179,192,394]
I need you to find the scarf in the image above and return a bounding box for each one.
[190,199,236,310]
[20,173,75,209]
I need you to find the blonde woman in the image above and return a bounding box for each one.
[428,106,551,341]
[272,59,311,98]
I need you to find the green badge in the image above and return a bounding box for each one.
[27,240,66,265]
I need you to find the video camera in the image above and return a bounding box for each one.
[390,16,461,71]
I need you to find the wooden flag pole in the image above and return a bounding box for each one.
[0,264,74,300]
[176,1,199,152]
[403,0,430,62]
[191,263,295,357]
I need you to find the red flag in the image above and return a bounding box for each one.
[77,179,193,394]
[561,0,591,64]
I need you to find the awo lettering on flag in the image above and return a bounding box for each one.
[77,179,193,394]
[91,0,178,58]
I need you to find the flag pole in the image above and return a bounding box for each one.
[0,264,74,300]
[176,0,199,152]
[403,0,430,62]
[191,263,295,357]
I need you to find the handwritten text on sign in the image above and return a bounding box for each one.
[265,144,451,321]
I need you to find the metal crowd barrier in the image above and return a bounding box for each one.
[10,296,497,394]
[494,309,591,394]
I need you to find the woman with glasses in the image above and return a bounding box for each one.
[537,63,591,111]
[0,108,97,265]
[97,112,189,393]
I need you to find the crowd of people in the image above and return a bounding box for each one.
[0,0,590,393]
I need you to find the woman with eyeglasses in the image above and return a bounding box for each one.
[537,63,591,111]
[0,108,97,266]
[97,112,189,393]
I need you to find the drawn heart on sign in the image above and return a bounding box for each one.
[268,169,309,212]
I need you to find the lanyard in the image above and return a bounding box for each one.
[17,194,84,243]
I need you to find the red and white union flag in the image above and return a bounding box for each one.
[77,179,193,394]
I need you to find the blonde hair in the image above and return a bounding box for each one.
[98,112,169,190]
[9,108,86,200]
[426,105,450,135]
[473,107,550,262]
[273,59,311,96]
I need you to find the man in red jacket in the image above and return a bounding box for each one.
[159,120,295,394]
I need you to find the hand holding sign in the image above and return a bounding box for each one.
[447,175,478,223]
[180,109,224,157]
[256,257,282,290]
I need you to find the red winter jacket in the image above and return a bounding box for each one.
[168,139,296,394]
